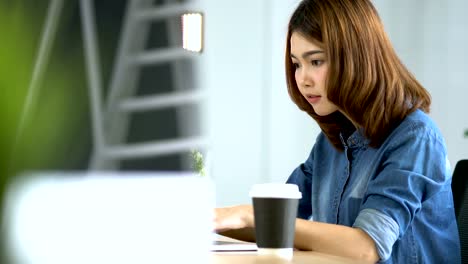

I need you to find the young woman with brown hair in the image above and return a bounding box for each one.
[215,1,460,263]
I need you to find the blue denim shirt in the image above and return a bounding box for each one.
[286,109,460,263]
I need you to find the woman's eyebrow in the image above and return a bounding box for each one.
[290,50,325,59]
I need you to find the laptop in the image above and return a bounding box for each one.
[211,236,257,252]
[4,171,215,264]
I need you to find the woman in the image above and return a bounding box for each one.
[215,0,461,263]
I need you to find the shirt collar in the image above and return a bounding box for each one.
[340,128,370,148]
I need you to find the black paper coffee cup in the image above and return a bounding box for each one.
[249,183,301,259]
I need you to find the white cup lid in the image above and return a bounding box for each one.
[249,183,302,199]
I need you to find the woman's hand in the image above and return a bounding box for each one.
[214,204,254,232]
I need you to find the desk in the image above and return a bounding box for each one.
[211,251,366,264]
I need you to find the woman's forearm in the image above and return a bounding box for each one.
[214,205,378,262]
[294,218,379,262]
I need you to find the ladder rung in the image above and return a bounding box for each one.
[129,47,196,66]
[103,137,208,160]
[119,90,205,112]
[132,3,198,21]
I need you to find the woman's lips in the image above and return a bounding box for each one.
[306,95,321,104]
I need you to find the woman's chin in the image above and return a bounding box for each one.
[313,108,338,117]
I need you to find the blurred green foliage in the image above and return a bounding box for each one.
[1,1,86,261]
[0,2,34,175]
[1,1,86,180]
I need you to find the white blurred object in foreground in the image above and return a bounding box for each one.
[4,172,214,264]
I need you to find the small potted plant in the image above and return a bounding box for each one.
[191,150,207,177]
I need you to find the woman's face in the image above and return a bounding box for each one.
[290,32,338,116]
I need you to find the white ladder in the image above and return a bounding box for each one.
[81,0,207,170]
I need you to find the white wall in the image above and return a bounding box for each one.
[444,0,468,166]
[199,0,270,206]
[200,0,468,206]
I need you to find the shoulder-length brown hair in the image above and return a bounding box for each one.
[285,0,431,150]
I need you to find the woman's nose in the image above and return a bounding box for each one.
[297,68,313,87]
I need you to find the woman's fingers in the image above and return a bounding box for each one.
[214,205,254,231]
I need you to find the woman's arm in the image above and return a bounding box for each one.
[295,218,378,262]
[214,205,379,262]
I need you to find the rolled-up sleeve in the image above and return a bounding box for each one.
[353,209,399,261]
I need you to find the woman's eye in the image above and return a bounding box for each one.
[311,60,324,66]
[293,63,300,69]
